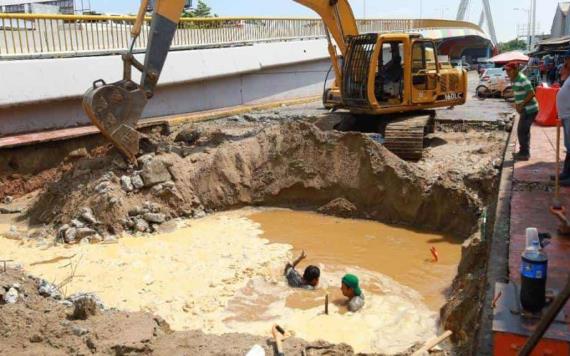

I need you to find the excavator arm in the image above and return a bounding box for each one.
[293,0,359,55]
[83,0,187,163]
[293,0,359,103]
[84,0,359,163]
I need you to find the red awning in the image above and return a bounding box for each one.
[490,51,529,65]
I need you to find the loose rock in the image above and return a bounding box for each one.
[64,227,78,244]
[76,227,97,240]
[120,175,134,192]
[131,175,144,190]
[143,213,166,224]
[141,159,172,187]
[38,279,62,300]
[3,287,18,304]
[135,218,150,232]
[80,207,97,224]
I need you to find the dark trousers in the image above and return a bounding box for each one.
[517,111,538,155]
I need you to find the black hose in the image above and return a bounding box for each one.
[323,64,333,99]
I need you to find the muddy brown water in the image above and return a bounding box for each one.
[0,208,463,354]
[249,210,462,311]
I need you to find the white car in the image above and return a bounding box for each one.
[476,68,513,99]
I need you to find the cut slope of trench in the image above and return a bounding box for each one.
[2,116,509,354]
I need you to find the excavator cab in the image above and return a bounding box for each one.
[333,33,463,113]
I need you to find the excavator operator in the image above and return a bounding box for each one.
[376,42,403,102]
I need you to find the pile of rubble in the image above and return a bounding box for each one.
[122,201,168,234]
[57,207,105,244]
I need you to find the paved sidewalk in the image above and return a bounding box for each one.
[510,122,570,318]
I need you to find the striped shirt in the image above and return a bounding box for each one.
[513,72,539,114]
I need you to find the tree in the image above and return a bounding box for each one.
[191,1,214,17]
[498,39,528,53]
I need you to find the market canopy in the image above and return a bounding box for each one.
[489,51,529,65]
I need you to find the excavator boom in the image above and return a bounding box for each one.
[293,0,359,55]
[82,0,187,163]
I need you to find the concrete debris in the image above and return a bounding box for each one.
[80,207,97,224]
[131,174,144,190]
[3,287,18,304]
[193,209,206,219]
[141,158,172,187]
[76,227,97,240]
[64,227,78,244]
[135,218,150,233]
[38,279,62,300]
[70,219,85,228]
[94,181,111,194]
[143,213,166,224]
[137,153,155,167]
[143,201,159,213]
[71,325,89,336]
[120,175,134,192]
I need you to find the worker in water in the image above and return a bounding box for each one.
[283,250,320,289]
[341,274,365,312]
[555,50,570,186]
[505,62,540,161]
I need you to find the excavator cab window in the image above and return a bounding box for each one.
[375,41,404,104]
[412,41,439,91]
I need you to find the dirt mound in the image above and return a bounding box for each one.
[26,121,482,239]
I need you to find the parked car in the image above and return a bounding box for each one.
[476,68,513,99]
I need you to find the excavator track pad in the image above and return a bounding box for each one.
[83,79,148,163]
[383,113,435,161]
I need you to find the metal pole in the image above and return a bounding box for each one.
[530,0,536,51]
[420,0,423,19]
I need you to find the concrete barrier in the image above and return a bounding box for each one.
[0,39,332,137]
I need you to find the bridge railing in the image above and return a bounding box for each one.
[0,13,484,59]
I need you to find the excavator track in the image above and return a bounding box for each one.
[383,113,435,161]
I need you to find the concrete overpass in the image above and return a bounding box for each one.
[0,13,493,141]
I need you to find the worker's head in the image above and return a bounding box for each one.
[341,274,362,298]
[504,62,519,81]
[303,265,320,287]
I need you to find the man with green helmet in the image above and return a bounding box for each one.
[341,273,365,312]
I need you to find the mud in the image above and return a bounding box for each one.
[0,98,511,354]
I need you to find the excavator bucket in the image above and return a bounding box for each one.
[82,79,147,163]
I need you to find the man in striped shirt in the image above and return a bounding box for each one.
[505,62,539,161]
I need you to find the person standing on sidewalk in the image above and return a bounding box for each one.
[555,50,570,185]
[506,62,540,161]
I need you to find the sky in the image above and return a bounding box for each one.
[86,0,563,43]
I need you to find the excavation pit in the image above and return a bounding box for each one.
[0,97,513,355]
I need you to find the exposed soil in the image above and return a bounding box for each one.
[0,100,512,355]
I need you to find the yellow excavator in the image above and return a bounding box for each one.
[83,0,467,162]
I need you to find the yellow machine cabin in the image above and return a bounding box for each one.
[324,33,467,114]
